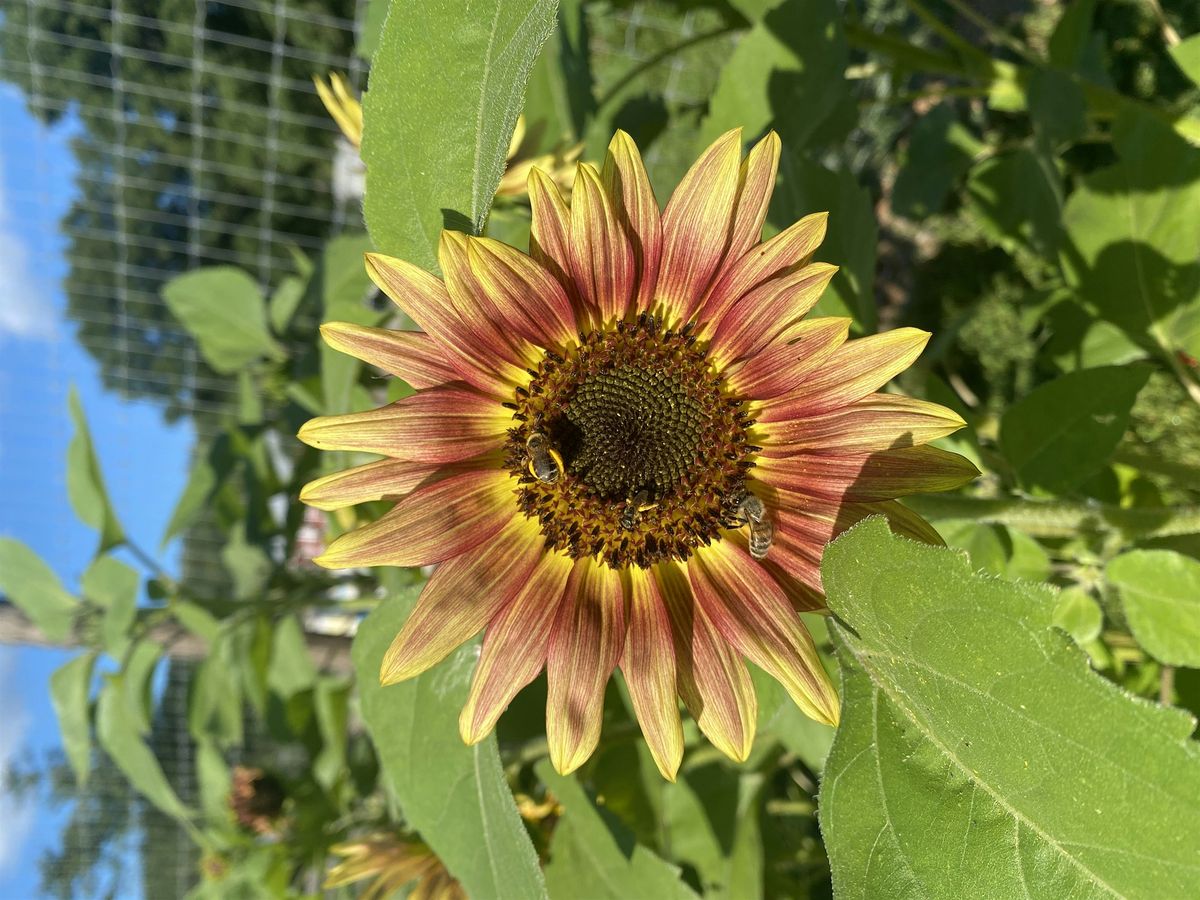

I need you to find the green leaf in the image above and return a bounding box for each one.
[999,364,1150,492]
[97,674,193,823]
[362,0,558,270]
[121,639,164,735]
[1107,550,1200,667]
[538,760,699,900]
[937,521,1051,582]
[268,273,306,335]
[1052,587,1103,645]
[1027,67,1086,148]
[266,615,318,699]
[891,104,983,219]
[188,630,244,747]
[67,387,125,552]
[162,267,286,374]
[50,652,97,787]
[196,737,233,825]
[1061,110,1200,358]
[771,152,877,332]
[82,556,139,657]
[320,233,380,415]
[0,538,77,641]
[352,584,546,900]
[1169,33,1200,89]
[966,148,1062,258]
[221,523,272,599]
[313,678,351,792]
[697,0,847,150]
[819,518,1200,899]
[161,436,231,549]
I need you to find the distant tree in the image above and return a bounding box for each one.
[0,1,359,419]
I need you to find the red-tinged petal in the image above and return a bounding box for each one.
[689,543,839,726]
[569,163,636,323]
[700,211,828,333]
[657,562,757,762]
[439,231,536,371]
[546,559,626,774]
[621,567,683,781]
[709,263,839,368]
[314,467,515,569]
[528,167,577,301]
[320,322,459,389]
[658,129,743,323]
[773,328,931,417]
[466,236,579,347]
[380,516,544,684]
[726,131,781,263]
[364,252,512,398]
[757,393,966,454]
[601,131,662,310]
[300,458,441,511]
[297,387,510,462]
[755,445,980,503]
[460,550,574,743]
[725,316,850,399]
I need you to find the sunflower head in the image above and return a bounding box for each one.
[298,128,977,779]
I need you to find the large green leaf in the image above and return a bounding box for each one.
[539,759,699,900]
[819,519,1200,898]
[1107,550,1200,668]
[0,538,77,641]
[998,365,1150,492]
[362,0,558,271]
[162,267,286,374]
[352,584,546,900]
[1061,111,1200,358]
[966,148,1062,258]
[67,388,125,552]
[50,652,97,786]
[319,233,380,415]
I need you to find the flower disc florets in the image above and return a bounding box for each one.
[504,313,756,568]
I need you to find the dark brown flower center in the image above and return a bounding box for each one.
[504,314,757,568]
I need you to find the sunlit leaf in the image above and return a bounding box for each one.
[266,614,318,699]
[67,387,125,553]
[162,267,286,374]
[1107,550,1200,668]
[1051,587,1103,645]
[966,148,1062,258]
[50,652,97,787]
[352,581,546,900]
[0,538,77,641]
[362,0,558,270]
[999,364,1150,492]
[82,555,139,657]
[820,519,1200,898]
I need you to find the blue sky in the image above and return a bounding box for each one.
[0,85,194,898]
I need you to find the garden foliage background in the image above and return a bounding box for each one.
[2,0,1200,897]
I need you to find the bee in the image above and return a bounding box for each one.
[620,488,658,530]
[526,432,564,484]
[734,492,773,560]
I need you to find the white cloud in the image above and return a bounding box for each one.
[0,150,58,341]
[0,651,35,877]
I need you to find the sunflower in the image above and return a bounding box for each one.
[298,129,976,780]
[325,835,465,900]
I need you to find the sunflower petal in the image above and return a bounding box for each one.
[459,551,574,743]
[727,131,781,262]
[710,263,839,368]
[658,129,743,323]
[320,322,460,389]
[314,467,514,569]
[757,393,966,454]
[364,252,511,397]
[569,163,636,323]
[725,316,850,398]
[601,130,662,309]
[774,328,931,416]
[701,211,828,333]
[467,237,578,347]
[546,559,626,774]
[297,387,509,462]
[300,458,441,511]
[756,445,980,502]
[528,167,576,297]
[439,231,535,369]
[622,567,684,781]
[690,543,839,726]
[380,516,542,684]
[658,562,757,762]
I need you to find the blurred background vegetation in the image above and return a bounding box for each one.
[1,0,1199,897]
